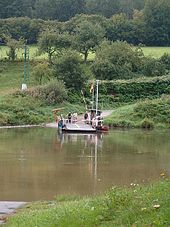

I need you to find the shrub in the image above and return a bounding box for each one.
[141,57,166,77]
[0,112,9,125]
[28,80,67,104]
[140,117,154,129]
[159,53,170,71]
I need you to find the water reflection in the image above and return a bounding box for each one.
[57,132,102,191]
[0,128,169,201]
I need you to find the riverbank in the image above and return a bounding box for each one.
[6,179,170,226]
[104,96,170,129]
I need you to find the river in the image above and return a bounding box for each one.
[0,127,169,201]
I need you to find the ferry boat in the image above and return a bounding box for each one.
[52,80,109,133]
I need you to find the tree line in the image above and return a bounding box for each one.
[0,0,170,47]
[0,0,170,95]
[0,0,144,21]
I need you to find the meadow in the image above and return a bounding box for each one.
[0,45,170,60]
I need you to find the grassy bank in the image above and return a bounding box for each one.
[6,179,170,227]
[0,62,169,127]
[104,96,170,129]
[0,94,85,126]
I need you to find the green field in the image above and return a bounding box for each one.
[141,46,170,58]
[0,45,170,60]
[0,45,47,60]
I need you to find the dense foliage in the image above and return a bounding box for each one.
[99,75,170,103]
[0,0,170,46]
[53,50,91,90]
[0,0,170,128]
[93,41,144,80]
[93,41,170,80]
[0,0,144,20]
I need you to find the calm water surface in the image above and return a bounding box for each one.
[0,128,169,201]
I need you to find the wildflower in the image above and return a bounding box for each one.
[141,207,147,211]
[153,204,160,209]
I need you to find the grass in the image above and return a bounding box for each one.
[0,61,46,96]
[6,179,170,226]
[141,46,170,58]
[0,62,26,95]
[0,45,170,61]
[104,96,170,129]
[0,44,47,60]
[0,93,85,126]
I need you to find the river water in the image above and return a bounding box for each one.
[0,127,169,201]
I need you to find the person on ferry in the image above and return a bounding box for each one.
[84,111,89,124]
[68,112,72,123]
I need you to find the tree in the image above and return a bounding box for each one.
[74,20,105,62]
[5,36,25,61]
[64,14,108,34]
[143,0,170,45]
[33,0,85,21]
[33,0,54,20]
[85,0,120,18]
[32,62,54,85]
[0,0,34,18]
[106,13,146,45]
[93,40,145,80]
[54,0,85,21]
[54,50,91,90]
[38,29,72,64]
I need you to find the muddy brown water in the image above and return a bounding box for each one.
[0,128,169,201]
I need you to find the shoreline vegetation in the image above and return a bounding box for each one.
[0,60,169,128]
[104,96,170,129]
[6,179,170,227]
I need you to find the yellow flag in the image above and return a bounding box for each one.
[90,83,94,93]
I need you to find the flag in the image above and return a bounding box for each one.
[90,82,94,94]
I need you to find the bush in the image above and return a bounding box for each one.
[0,112,9,125]
[140,117,154,129]
[159,53,170,71]
[104,96,170,129]
[28,80,67,104]
[141,57,167,77]
[66,90,83,104]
